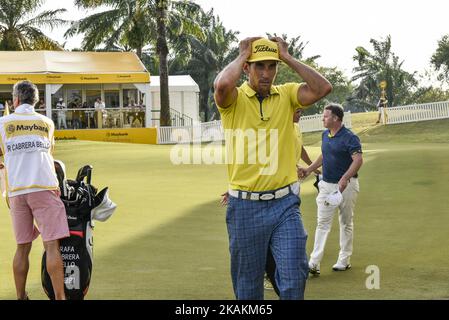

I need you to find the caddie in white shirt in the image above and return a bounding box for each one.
[0,80,69,300]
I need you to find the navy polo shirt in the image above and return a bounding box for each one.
[321,126,362,183]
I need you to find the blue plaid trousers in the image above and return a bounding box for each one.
[226,192,308,300]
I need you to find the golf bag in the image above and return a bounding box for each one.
[41,161,116,300]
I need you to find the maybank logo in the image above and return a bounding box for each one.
[16,123,49,133]
[106,132,128,137]
[7,77,27,81]
[6,124,15,134]
[55,136,77,141]
[4,121,50,138]
[80,76,99,81]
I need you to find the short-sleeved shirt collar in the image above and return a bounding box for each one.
[241,81,280,98]
[14,103,35,114]
[327,125,346,138]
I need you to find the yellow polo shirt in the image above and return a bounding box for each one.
[217,81,306,191]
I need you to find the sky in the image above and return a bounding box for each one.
[43,0,448,84]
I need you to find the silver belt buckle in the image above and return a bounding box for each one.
[260,193,275,201]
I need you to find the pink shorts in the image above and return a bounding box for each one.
[9,190,70,244]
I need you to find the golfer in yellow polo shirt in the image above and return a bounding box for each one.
[214,37,332,300]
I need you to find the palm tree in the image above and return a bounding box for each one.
[68,0,203,126]
[431,34,449,83]
[351,35,418,109]
[271,33,322,86]
[265,34,351,114]
[154,0,203,126]
[66,0,153,59]
[0,0,66,50]
[170,9,239,121]
[266,33,320,63]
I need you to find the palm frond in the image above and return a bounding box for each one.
[24,9,68,30]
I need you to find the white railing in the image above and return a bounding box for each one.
[157,120,224,144]
[157,112,352,145]
[299,112,352,133]
[156,100,449,143]
[385,101,449,125]
[52,107,146,129]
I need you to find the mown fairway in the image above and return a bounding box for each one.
[0,115,448,299]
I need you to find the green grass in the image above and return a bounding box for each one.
[0,117,448,299]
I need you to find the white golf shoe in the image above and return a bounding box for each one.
[309,262,320,275]
[332,261,351,271]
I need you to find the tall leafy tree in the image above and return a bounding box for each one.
[409,86,449,104]
[270,33,320,86]
[68,0,203,126]
[276,60,352,114]
[66,0,154,59]
[266,33,320,63]
[409,69,449,104]
[154,0,203,125]
[0,0,66,50]
[317,66,353,114]
[270,34,351,114]
[351,35,418,110]
[170,9,239,121]
[431,34,449,83]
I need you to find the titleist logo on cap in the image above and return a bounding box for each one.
[254,45,277,53]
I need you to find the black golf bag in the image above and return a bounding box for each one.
[41,161,116,300]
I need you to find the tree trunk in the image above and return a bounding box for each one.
[0,30,22,50]
[200,85,209,121]
[136,46,142,60]
[155,0,171,126]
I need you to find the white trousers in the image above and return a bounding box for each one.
[309,178,359,265]
[58,115,67,129]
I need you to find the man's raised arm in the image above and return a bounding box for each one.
[214,37,261,108]
[270,36,332,106]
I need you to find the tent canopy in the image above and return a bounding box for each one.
[0,51,150,84]
[149,75,199,92]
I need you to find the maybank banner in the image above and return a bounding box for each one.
[55,128,157,145]
[0,73,150,84]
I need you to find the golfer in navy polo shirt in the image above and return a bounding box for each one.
[298,104,363,275]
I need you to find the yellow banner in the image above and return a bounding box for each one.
[4,120,51,139]
[0,73,150,84]
[54,128,157,145]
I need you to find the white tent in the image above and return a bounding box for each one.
[149,75,200,124]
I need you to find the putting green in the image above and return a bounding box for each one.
[0,120,448,299]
